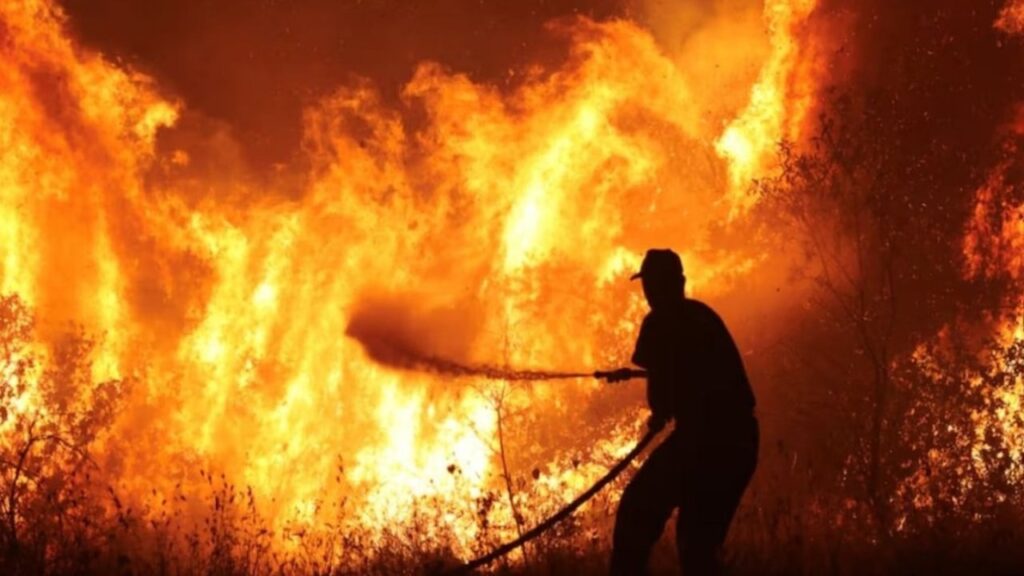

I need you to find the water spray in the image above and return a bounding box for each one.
[344,311,647,381]
[368,352,648,382]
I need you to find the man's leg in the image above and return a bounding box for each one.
[676,421,758,575]
[610,441,681,576]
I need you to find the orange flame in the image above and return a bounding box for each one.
[716,0,819,210]
[0,0,821,557]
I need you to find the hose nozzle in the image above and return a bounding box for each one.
[593,368,647,382]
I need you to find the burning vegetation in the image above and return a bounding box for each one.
[0,0,1023,573]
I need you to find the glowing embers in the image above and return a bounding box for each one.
[997,0,1024,35]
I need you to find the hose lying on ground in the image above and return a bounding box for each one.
[443,427,659,575]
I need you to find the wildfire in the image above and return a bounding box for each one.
[1,0,821,564]
[715,0,819,210]
[997,0,1024,34]
[963,159,1024,486]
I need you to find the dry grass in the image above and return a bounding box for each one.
[2,289,1023,575]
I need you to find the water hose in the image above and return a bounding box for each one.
[443,426,658,574]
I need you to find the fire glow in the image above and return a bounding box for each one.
[0,0,816,552]
[2,0,1023,572]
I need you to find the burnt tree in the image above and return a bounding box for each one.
[0,294,124,574]
[755,96,913,530]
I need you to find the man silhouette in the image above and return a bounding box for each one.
[602,249,758,575]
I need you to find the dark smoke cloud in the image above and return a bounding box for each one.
[58,0,628,168]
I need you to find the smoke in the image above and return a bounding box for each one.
[637,0,770,136]
[58,0,626,169]
[345,295,593,381]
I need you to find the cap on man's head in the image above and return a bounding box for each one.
[630,248,684,280]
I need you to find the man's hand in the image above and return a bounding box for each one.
[646,414,668,433]
[597,368,636,383]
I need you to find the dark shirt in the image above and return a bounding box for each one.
[631,298,755,433]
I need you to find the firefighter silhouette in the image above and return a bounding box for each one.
[602,249,758,576]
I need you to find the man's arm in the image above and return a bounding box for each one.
[645,369,672,431]
[596,368,664,431]
[597,315,653,383]
[635,315,673,430]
